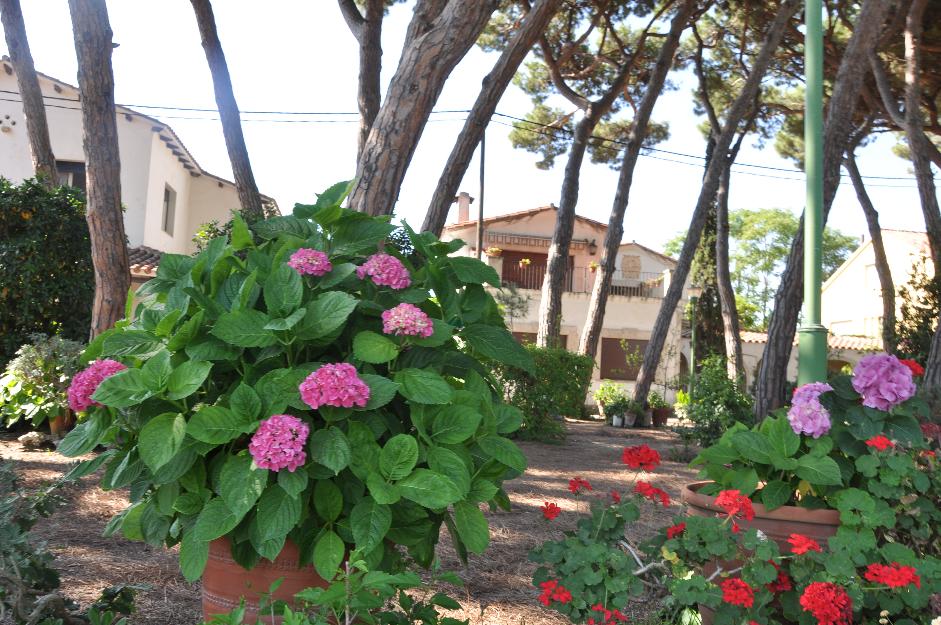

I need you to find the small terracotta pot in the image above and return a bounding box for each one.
[49,409,75,440]
[681,482,840,625]
[202,538,327,624]
[652,407,671,427]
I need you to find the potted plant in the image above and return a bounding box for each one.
[529,364,941,625]
[0,333,84,439]
[593,380,623,421]
[59,184,533,622]
[484,246,502,257]
[606,397,634,428]
[648,391,671,427]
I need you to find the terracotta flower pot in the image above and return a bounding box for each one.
[202,538,327,624]
[652,407,671,427]
[49,409,75,440]
[681,482,840,625]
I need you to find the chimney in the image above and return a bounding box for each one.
[454,191,474,223]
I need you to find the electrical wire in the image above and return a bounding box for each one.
[0,89,929,186]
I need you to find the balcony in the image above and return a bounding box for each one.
[499,263,666,298]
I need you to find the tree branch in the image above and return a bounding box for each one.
[869,51,905,127]
[538,36,591,109]
[337,0,364,41]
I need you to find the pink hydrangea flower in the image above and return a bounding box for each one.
[248,414,309,472]
[299,363,370,409]
[787,382,833,438]
[287,248,332,276]
[381,303,434,338]
[356,253,411,289]
[852,353,917,411]
[67,359,127,412]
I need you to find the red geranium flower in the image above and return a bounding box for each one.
[610,490,621,503]
[863,562,921,589]
[541,502,561,521]
[568,477,592,494]
[634,481,670,507]
[921,422,941,440]
[788,533,822,555]
[720,578,754,608]
[865,435,894,451]
[799,582,852,625]
[666,522,686,539]
[538,580,572,606]
[714,489,755,521]
[900,359,924,376]
[767,560,792,593]
[621,444,661,471]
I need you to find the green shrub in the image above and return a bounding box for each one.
[685,355,753,447]
[648,391,669,410]
[0,178,93,365]
[592,380,624,408]
[0,333,84,428]
[496,345,594,442]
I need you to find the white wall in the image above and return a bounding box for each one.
[822,231,933,338]
[0,66,250,254]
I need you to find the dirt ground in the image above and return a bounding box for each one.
[0,421,699,625]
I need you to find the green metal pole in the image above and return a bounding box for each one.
[798,0,828,385]
[689,296,698,397]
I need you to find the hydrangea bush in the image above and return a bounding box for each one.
[59,182,534,582]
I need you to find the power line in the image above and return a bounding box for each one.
[492,112,931,182]
[0,89,927,186]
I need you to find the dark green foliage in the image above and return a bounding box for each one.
[0,178,94,364]
[495,346,594,442]
[685,355,753,447]
[896,253,939,364]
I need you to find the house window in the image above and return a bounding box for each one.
[162,185,177,236]
[600,338,647,380]
[55,161,86,193]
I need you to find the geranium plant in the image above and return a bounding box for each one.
[59,182,534,582]
[530,355,941,625]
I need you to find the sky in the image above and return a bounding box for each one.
[2,1,932,252]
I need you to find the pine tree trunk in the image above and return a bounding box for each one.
[753,0,890,418]
[348,1,498,216]
[632,0,801,407]
[903,0,941,277]
[536,114,595,347]
[339,0,384,164]
[845,149,896,353]
[67,0,129,338]
[578,0,696,360]
[716,157,745,379]
[902,0,941,390]
[190,0,264,222]
[0,0,57,185]
[422,0,560,235]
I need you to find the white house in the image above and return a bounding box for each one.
[440,193,689,402]
[0,58,275,257]
[822,229,932,338]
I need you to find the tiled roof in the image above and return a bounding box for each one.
[444,205,608,231]
[128,246,163,278]
[739,330,881,352]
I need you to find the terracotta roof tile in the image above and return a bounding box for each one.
[128,246,163,278]
[739,330,881,352]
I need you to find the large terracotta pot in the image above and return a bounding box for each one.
[49,409,75,440]
[202,538,327,624]
[652,407,671,428]
[681,482,840,625]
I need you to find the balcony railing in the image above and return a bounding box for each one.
[500,265,666,298]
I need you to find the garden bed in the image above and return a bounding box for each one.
[0,422,697,625]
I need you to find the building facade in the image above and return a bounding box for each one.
[0,59,274,255]
[440,193,689,402]
[822,230,932,338]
